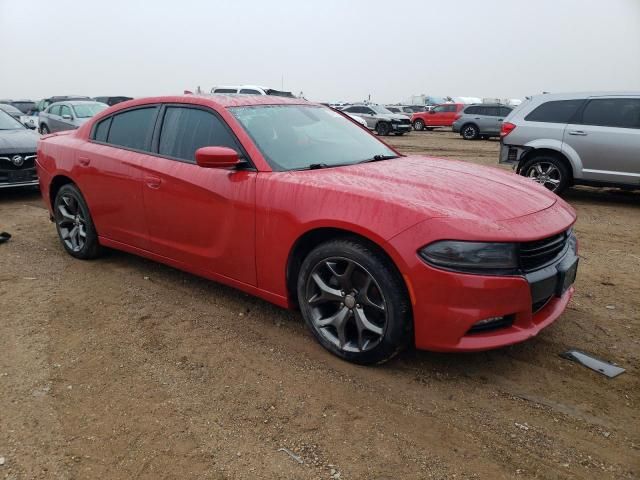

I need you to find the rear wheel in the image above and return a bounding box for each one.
[40,124,49,134]
[297,238,412,365]
[53,184,102,259]
[519,154,570,194]
[461,124,479,140]
[376,122,390,136]
[413,119,425,131]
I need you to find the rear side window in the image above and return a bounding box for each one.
[579,98,640,129]
[239,89,261,94]
[525,99,583,123]
[107,107,158,151]
[93,117,111,142]
[158,106,241,163]
[213,88,237,94]
[500,107,513,117]
[49,105,61,116]
[483,107,500,116]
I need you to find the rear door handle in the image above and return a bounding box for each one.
[145,175,161,189]
[78,156,90,166]
[568,130,587,136]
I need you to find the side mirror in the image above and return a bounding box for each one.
[195,146,241,168]
[62,114,72,120]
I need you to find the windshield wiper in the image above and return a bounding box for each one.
[308,163,330,169]
[357,154,399,164]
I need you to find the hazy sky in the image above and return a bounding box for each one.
[1,0,639,103]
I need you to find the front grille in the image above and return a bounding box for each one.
[519,231,569,272]
[0,153,37,184]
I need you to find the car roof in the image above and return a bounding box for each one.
[113,94,309,110]
[528,91,640,101]
[50,100,104,106]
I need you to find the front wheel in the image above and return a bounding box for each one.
[376,122,390,136]
[413,119,425,131]
[297,238,412,365]
[519,155,570,194]
[40,124,50,134]
[54,184,103,259]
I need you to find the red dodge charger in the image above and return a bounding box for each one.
[36,95,578,364]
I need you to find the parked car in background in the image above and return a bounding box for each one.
[35,95,92,113]
[341,104,411,135]
[385,105,414,118]
[412,103,464,131]
[500,92,640,194]
[0,103,24,122]
[210,85,294,97]
[36,95,577,364]
[0,110,39,189]
[93,96,133,106]
[0,100,37,114]
[39,100,108,134]
[452,104,513,140]
[345,113,368,128]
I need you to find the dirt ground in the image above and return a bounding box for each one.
[1,131,638,480]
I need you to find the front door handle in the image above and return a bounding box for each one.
[78,156,90,166]
[568,130,588,136]
[145,175,161,189]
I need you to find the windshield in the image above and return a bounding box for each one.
[369,105,393,114]
[0,104,22,115]
[72,102,108,118]
[0,110,25,130]
[230,105,397,171]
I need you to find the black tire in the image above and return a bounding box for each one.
[53,183,102,259]
[461,123,479,140]
[519,154,571,194]
[297,238,412,365]
[40,124,49,134]
[376,122,390,136]
[413,119,425,131]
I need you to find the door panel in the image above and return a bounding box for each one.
[141,158,257,285]
[563,124,640,184]
[75,143,149,249]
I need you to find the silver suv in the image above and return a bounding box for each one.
[500,92,640,193]
[341,104,412,136]
[453,104,513,140]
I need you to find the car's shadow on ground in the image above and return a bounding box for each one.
[0,186,43,205]
[564,186,640,206]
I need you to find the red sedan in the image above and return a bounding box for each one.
[36,95,578,364]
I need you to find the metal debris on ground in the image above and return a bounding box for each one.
[560,349,626,378]
[0,232,11,244]
[277,447,304,464]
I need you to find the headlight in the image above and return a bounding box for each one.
[419,241,518,274]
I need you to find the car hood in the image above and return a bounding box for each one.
[0,128,39,153]
[291,156,557,222]
[378,113,410,121]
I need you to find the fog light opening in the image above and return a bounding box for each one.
[467,315,514,334]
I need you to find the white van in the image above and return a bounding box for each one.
[210,85,294,97]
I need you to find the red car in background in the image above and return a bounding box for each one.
[412,103,465,131]
[36,95,578,364]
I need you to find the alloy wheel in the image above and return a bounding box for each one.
[305,257,387,353]
[526,162,562,191]
[56,194,87,252]
[462,125,478,139]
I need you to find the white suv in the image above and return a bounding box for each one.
[210,85,294,97]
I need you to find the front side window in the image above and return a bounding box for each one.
[483,107,500,116]
[230,105,397,171]
[525,99,584,123]
[73,102,108,118]
[60,105,72,118]
[465,106,479,115]
[579,98,640,129]
[106,107,158,151]
[213,88,238,94]
[433,105,446,113]
[158,106,241,162]
[49,105,61,116]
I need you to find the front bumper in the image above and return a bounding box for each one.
[389,214,578,352]
[499,142,529,167]
[391,123,412,132]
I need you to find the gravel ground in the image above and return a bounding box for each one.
[0,130,638,479]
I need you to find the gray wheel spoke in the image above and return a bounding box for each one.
[326,260,354,290]
[78,225,87,238]
[309,273,344,305]
[57,204,75,223]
